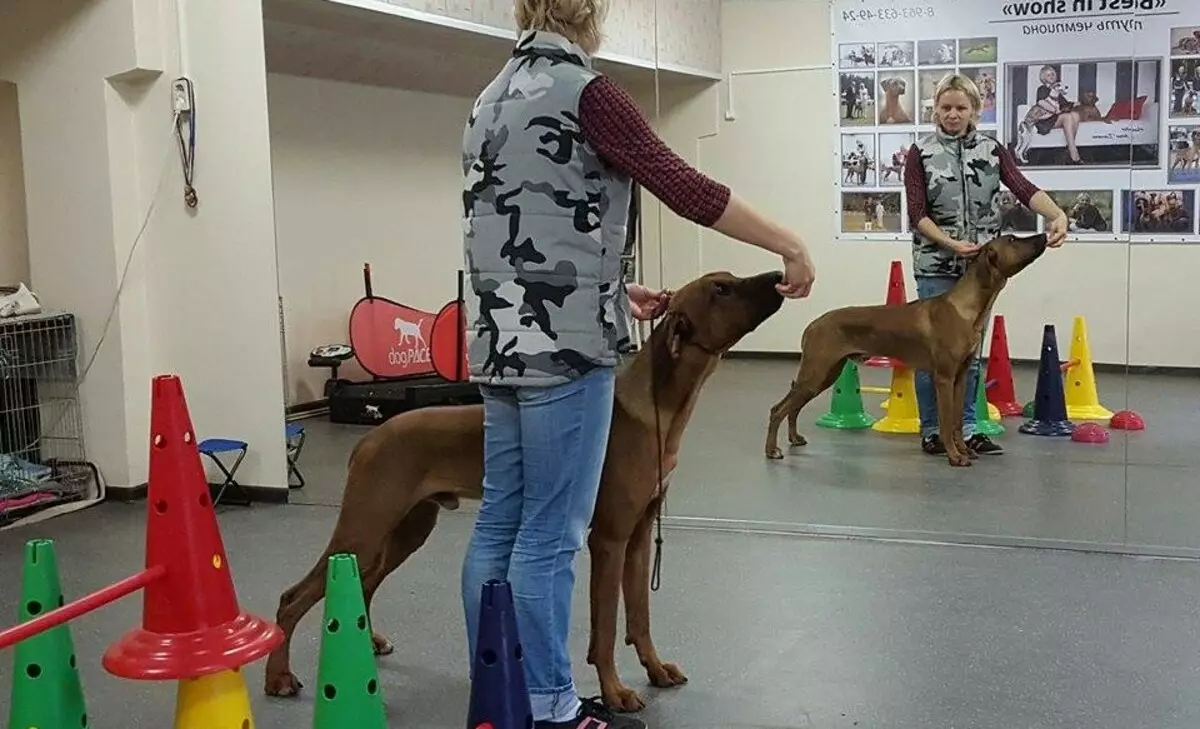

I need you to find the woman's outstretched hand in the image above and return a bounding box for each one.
[628,284,672,321]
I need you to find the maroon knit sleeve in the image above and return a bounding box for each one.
[904,144,928,231]
[995,144,1041,208]
[577,76,731,227]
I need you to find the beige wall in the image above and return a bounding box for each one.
[0,82,28,287]
[644,0,1198,368]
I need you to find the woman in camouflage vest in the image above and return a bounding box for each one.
[903,73,1068,457]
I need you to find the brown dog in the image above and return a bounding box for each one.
[879,77,911,124]
[763,233,1047,467]
[263,269,786,712]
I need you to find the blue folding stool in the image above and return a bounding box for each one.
[197,437,252,506]
[285,422,306,489]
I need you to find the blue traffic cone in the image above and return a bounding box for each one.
[1018,324,1076,437]
[466,580,532,729]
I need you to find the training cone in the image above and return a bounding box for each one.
[103,374,283,680]
[174,669,258,729]
[973,374,1005,437]
[1018,325,1076,437]
[7,539,88,729]
[864,261,909,369]
[871,365,921,434]
[985,314,1022,417]
[815,360,876,429]
[466,580,533,729]
[312,553,387,729]
[1063,316,1113,421]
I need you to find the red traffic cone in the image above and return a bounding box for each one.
[864,260,908,368]
[102,375,283,680]
[985,314,1022,417]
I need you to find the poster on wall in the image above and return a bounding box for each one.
[831,0,1200,244]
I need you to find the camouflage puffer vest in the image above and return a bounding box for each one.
[461,29,634,388]
[911,127,1002,278]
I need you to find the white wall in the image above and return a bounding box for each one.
[642,0,1199,368]
[0,82,29,286]
[1,0,288,492]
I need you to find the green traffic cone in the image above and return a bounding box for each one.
[1022,399,1036,418]
[7,539,88,729]
[974,373,1005,437]
[815,360,876,429]
[313,553,386,729]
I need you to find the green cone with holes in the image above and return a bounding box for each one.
[7,539,89,729]
[814,359,876,430]
[313,553,386,729]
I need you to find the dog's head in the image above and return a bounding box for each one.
[655,270,785,360]
[882,77,906,95]
[970,233,1048,284]
[1079,91,1099,106]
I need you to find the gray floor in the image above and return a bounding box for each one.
[291,359,1200,554]
[3,500,1200,728]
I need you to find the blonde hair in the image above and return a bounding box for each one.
[515,0,608,54]
[931,72,983,129]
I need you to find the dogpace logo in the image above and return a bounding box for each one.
[389,313,431,368]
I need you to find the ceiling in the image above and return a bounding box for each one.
[260,0,693,99]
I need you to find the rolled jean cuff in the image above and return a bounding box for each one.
[530,684,581,723]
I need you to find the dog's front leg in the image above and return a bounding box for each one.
[950,358,976,459]
[622,497,687,693]
[934,365,971,467]
[587,531,643,711]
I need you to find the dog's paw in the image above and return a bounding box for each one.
[603,683,648,712]
[264,672,303,697]
[647,661,689,689]
[372,633,395,656]
[947,453,973,467]
[788,432,808,447]
[765,447,784,460]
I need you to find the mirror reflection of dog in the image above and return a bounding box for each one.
[763,233,1049,468]
[264,270,788,712]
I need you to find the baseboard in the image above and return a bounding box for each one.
[287,399,328,417]
[721,350,1200,377]
[106,482,291,504]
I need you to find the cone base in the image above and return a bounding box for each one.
[1066,404,1114,421]
[174,668,257,729]
[872,416,921,434]
[1018,418,1076,437]
[974,420,1006,437]
[991,400,1023,418]
[815,411,876,429]
[103,611,283,680]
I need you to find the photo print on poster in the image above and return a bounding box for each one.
[918,69,952,124]
[1005,59,1161,168]
[1045,190,1114,234]
[877,131,914,186]
[1168,124,1200,183]
[1169,26,1200,57]
[877,70,916,125]
[1168,58,1200,119]
[839,42,876,68]
[996,191,1039,233]
[842,192,902,233]
[841,133,877,187]
[877,41,914,68]
[958,36,998,65]
[917,39,956,66]
[840,72,877,127]
[1120,189,1196,235]
[960,65,998,125]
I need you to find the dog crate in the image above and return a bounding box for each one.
[0,308,100,528]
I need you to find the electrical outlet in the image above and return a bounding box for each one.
[171,78,192,113]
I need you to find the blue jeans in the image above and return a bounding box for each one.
[461,366,615,723]
[913,275,988,440]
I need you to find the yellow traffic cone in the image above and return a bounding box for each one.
[173,669,258,729]
[872,365,921,434]
[1063,316,1112,421]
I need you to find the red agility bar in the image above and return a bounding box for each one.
[0,564,165,651]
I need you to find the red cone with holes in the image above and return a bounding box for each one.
[102,374,283,680]
[985,314,1023,417]
[864,260,908,368]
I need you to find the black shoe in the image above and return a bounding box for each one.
[534,697,647,729]
[966,433,1003,455]
[921,434,945,455]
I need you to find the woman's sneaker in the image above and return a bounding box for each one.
[921,434,945,455]
[966,433,1003,454]
[534,696,647,729]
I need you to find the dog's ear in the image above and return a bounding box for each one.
[664,310,694,359]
